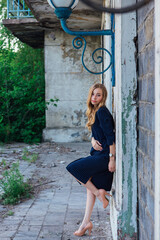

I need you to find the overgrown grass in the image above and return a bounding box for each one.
[0,161,32,205]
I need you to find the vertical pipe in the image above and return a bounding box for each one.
[155,0,160,239]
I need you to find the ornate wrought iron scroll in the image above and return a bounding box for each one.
[72,36,112,75]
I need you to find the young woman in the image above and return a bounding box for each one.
[66,83,116,237]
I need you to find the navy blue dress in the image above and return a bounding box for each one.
[66,106,115,191]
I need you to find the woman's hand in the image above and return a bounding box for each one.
[108,157,116,172]
[91,137,103,151]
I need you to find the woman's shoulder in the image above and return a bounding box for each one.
[97,106,111,116]
[97,106,115,129]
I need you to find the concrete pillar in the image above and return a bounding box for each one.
[103,0,112,112]
[106,0,137,239]
[155,0,160,239]
[43,30,101,142]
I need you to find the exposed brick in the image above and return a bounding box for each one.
[140,180,147,204]
[144,103,154,131]
[138,26,145,53]
[143,156,151,187]
[145,44,155,74]
[137,150,144,175]
[138,44,155,78]
[144,210,154,240]
[138,128,148,155]
[150,162,155,192]
[138,203,148,240]
[138,79,148,102]
[137,3,155,240]
[137,2,154,27]
[139,224,148,240]
[138,199,146,221]
[138,173,142,193]
[146,190,154,221]
[138,12,154,53]
[148,134,155,161]
[138,199,154,240]
[152,105,155,132]
[147,75,155,103]
[144,14,154,44]
[138,103,145,126]
[138,52,146,76]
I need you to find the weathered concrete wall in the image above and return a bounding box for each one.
[108,0,137,239]
[43,30,101,142]
[137,1,155,239]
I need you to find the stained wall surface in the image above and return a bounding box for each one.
[43,30,101,142]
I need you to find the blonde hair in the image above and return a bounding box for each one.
[86,83,107,131]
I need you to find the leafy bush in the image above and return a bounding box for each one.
[0,43,45,143]
[0,162,32,205]
[0,19,59,143]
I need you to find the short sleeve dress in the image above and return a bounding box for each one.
[66,106,115,191]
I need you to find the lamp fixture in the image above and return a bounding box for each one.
[47,0,115,86]
[80,0,153,14]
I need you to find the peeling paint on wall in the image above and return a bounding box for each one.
[110,1,137,239]
[71,110,87,127]
[62,46,81,64]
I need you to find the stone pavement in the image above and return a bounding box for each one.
[0,142,113,240]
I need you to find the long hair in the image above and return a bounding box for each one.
[86,83,108,131]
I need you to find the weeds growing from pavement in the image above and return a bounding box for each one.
[2,210,14,218]
[22,148,38,163]
[0,161,32,205]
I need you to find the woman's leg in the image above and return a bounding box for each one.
[71,175,111,208]
[82,189,96,225]
[80,178,111,208]
[75,189,95,233]
[83,178,99,196]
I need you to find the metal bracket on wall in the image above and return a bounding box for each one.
[60,13,115,86]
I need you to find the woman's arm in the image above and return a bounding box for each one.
[108,142,116,172]
[109,142,116,156]
[97,108,115,146]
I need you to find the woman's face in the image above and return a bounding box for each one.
[91,88,103,106]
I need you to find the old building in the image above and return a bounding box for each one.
[3,0,103,142]
[3,0,160,239]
